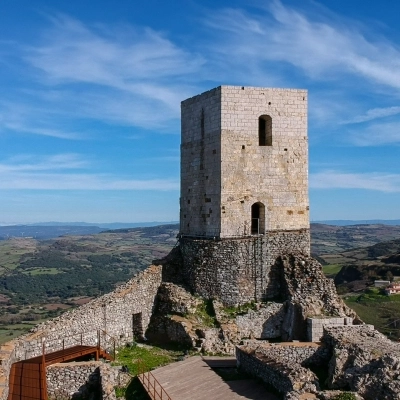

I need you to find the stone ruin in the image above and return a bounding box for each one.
[1,86,399,399]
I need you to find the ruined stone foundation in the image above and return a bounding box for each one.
[179,229,310,306]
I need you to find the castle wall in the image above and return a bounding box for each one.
[180,86,309,239]
[180,87,222,237]
[46,362,122,400]
[0,265,162,400]
[220,86,309,237]
[179,229,310,306]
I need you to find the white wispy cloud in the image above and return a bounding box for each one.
[25,14,202,115]
[310,170,400,192]
[343,106,400,124]
[0,154,87,172]
[0,154,178,190]
[347,121,400,146]
[0,14,204,138]
[0,101,83,139]
[205,1,400,90]
[0,174,179,190]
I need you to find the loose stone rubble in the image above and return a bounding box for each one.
[324,325,400,399]
[236,341,328,398]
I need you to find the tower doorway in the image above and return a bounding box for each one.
[132,312,144,340]
[251,202,265,234]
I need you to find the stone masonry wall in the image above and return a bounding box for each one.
[180,87,222,237]
[307,317,354,342]
[46,361,122,400]
[180,86,309,239]
[179,230,310,305]
[0,265,161,400]
[236,342,326,396]
[220,86,309,237]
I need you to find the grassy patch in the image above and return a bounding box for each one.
[113,343,184,376]
[113,343,187,400]
[194,299,218,327]
[223,301,258,318]
[333,393,357,400]
[344,293,400,339]
[322,264,342,278]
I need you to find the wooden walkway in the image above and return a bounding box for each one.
[146,356,278,400]
[8,345,112,400]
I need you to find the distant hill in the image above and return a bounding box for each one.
[0,221,399,342]
[314,219,400,226]
[0,225,105,240]
[331,238,400,291]
[311,223,400,255]
[0,222,179,240]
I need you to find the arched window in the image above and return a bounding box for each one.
[251,202,265,234]
[259,115,272,146]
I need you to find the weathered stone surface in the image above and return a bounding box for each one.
[235,303,285,339]
[236,342,326,397]
[324,325,400,399]
[180,86,309,238]
[178,231,310,306]
[277,254,360,341]
[155,282,201,316]
[46,361,122,400]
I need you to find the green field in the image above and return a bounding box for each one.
[322,264,342,278]
[345,290,400,339]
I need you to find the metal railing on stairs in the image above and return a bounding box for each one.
[137,359,171,400]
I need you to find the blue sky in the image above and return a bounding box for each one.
[1,0,400,224]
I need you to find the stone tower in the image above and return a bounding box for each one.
[179,86,310,306]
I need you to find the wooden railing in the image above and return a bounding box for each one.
[137,359,171,400]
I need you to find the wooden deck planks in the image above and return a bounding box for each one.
[149,356,278,400]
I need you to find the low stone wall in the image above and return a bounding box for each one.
[179,229,310,306]
[0,265,162,400]
[47,361,125,400]
[235,303,285,339]
[236,342,324,396]
[307,317,354,342]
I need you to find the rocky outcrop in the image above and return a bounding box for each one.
[324,325,400,399]
[277,254,360,341]
[147,283,290,354]
[146,253,361,353]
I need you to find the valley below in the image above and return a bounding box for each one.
[1,222,400,343]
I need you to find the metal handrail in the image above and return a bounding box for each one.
[99,329,118,359]
[20,329,118,361]
[137,359,171,400]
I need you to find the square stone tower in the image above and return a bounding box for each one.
[180,85,309,238]
[179,86,310,306]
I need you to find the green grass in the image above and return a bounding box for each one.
[333,393,357,400]
[344,292,400,339]
[223,301,258,317]
[194,299,218,327]
[0,326,33,342]
[322,264,342,277]
[113,343,187,400]
[113,343,185,376]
